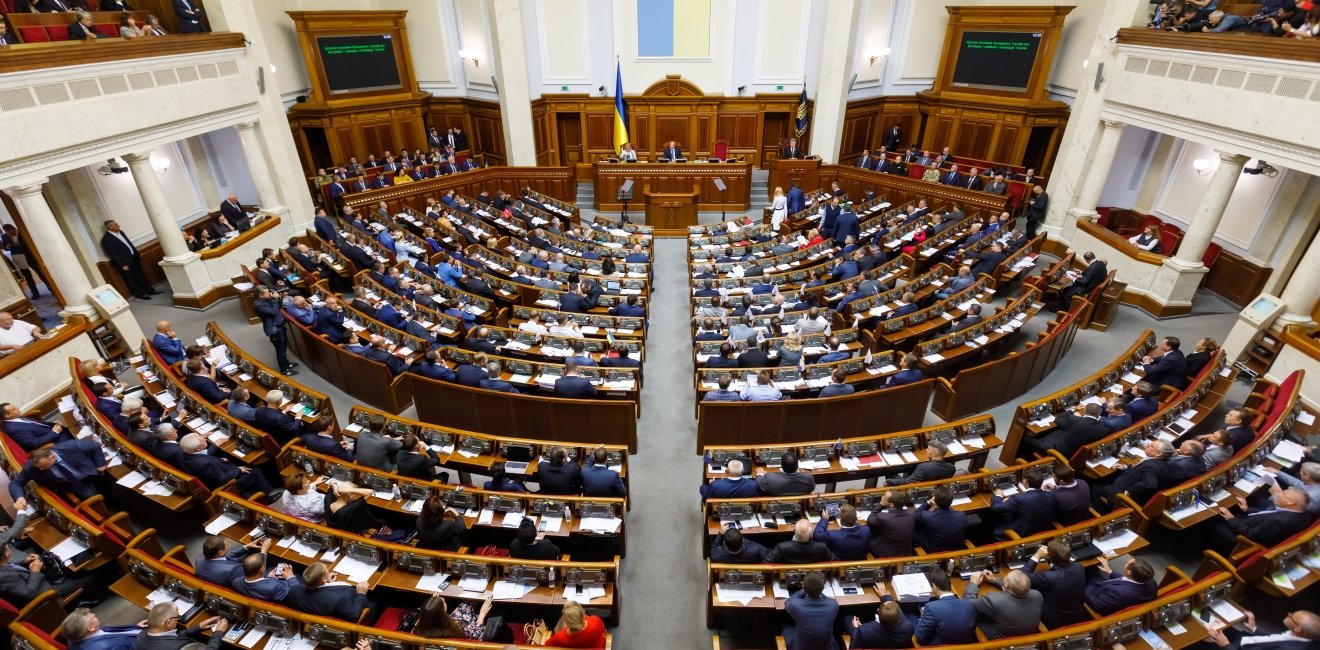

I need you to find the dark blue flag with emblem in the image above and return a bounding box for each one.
[794,86,809,137]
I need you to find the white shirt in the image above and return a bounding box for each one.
[518,321,548,336]
[0,320,38,347]
[110,230,135,251]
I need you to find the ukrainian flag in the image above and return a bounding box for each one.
[613,62,629,154]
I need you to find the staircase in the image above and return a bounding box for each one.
[749,169,770,207]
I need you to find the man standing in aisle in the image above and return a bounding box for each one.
[1025,184,1048,238]
[101,220,158,299]
[252,287,298,376]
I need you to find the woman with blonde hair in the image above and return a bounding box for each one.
[777,331,804,367]
[770,187,788,231]
[544,601,607,648]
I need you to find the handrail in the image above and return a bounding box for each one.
[197,214,283,261]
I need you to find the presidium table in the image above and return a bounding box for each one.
[592,160,753,233]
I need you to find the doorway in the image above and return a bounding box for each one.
[556,114,583,166]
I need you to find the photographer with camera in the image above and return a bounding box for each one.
[252,286,297,376]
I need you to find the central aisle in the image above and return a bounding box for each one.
[615,237,708,648]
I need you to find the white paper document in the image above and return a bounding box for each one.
[332,555,379,583]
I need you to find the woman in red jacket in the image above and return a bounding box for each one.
[544,602,606,648]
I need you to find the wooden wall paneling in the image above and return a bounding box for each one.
[994,124,1022,164]
[654,114,689,153]
[585,113,616,156]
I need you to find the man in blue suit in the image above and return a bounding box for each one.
[601,347,640,369]
[343,334,372,357]
[887,353,924,387]
[700,458,759,499]
[1126,381,1159,422]
[609,295,647,317]
[941,164,963,186]
[582,446,627,497]
[846,599,915,650]
[833,206,860,245]
[151,322,186,365]
[812,504,871,561]
[783,571,840,650]
[709,528,768,564]
[1023,540,1088,628]
[991,468,1056,539]
[912,568,977,645]
[1083,556,1157,615]
[477,363,518,393]
[173,0,205,32]
[786,183,806,214]
[411,349,456,382]
[887,291,919,320]
[285,562,371,621]
[364,337,409,376]
[1140,336,1189,390]
[554,360,599,398]
[178,433,275,500]
[376,300,407,330]
[313,208,338,243]
[60,608,147,650]
[8,439,108,502]
[454,353,488,387]
[195,535,270,586]
[183,359,229,404]
[856,150,875,170]
[817,336,851,364]
[1,403,71,450]
[314,297,350,343]
[624,244,649,263]
[915,486,968,552]
[231,553,297,602]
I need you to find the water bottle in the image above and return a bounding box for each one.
[391,484,401,502]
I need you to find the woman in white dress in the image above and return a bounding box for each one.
[770,186,788,231]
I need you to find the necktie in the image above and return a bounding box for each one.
[50,460,80,483]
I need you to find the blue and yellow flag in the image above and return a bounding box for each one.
[794,86,809,138]
[613,62,630,153]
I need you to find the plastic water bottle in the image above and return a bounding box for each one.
[391,484,401,502]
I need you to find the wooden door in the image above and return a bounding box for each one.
[762,113,790,162]
[557,114,583,165]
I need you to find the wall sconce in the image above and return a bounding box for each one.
[150,156,170,175]
[1192,158,1214,176]
[867,46,891,66]
[459,49,480,67]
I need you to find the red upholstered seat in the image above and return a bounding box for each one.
[1096,207,1112,228]
[713,140,729,160]
[1202,242,1222,268]
[17,622,66,650]
[1158,224,1182,256]
[93,24,118,38]
[373,607,410,632]
[45,25,70,41]
[17,26,51,43]
[1005,181,1027,212]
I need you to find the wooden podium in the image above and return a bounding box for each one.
[766,158,821,201]
[644,190,699,234]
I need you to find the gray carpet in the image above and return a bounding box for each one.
[104,237,1263,648]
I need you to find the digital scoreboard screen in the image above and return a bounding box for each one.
[951,31,1042,92]
[316,34,402,95]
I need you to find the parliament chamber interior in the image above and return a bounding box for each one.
[0,0,1319,649]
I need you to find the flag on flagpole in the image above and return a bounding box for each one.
[794,83,810,138]
[613,62,630,153]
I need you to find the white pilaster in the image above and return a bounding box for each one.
[122,152,213,302]
[1168,151,1250,270]
[805,0,861,164]
[4,180,97,317]
[1060,119,1125,240]
[233,121,284,213]
[1277,231,1320,327]
[489,0,537,166]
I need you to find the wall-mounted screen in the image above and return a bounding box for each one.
[316,34,402,95]
[951,31,1042,92]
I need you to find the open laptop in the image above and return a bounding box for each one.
[504,446,533,474]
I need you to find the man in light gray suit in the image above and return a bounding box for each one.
[964,569,1043,639]
[754,451,816,496]
[986,174,1008,195]
[354,415,402,472]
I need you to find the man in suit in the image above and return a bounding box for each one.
[913,568,977,645]
[1059,251,1108,307]
[866,490,916,557]
[856,149,875,170]
[1,402,71,450]
[1204,609,1320,650]
[554,360,598,398]
[737,336,774,369]
[231,552,296,601]
[150,321,187,364]
[887,353,924,387]
[253,287,296,375]
[535,446,582,495]
[179,433,275,499]
[883,126,901,150]
[767,519,835,564]
[1049,465,1092,525]
[887,440,955,485]
[783,571,840,650]
[1022,402,1109,459]
[661,141,682,160]
[1140,336,1189,390]
[700,459,760,499]
[219,194,249,232]
[781,138,803,160]
[964,243,1007,278]
[1025,184,1049,237]
[353,416,402,472]
[812,504,871,561]
[818,369,855,398]
[709,528,768,564]
[1170,440,1209,483]
[1023,540,1088,628]
[285,562,371,621]
[252,390,306,444]
[992,468,1057,539]
[313,208,338,243]
[8,439,108,502]
[173,0,206,32]
[0,24,13,47]
[787,183,806,214]
[314,296,350,344]
[194,535,269,585]
[67,11,97,40]
[915,487,968,552]
[847,599,913,650]
[101,220,157,299]
[1201,429,1236,470]
[409,349,455,383]
[986,174,1008,195]
[134,603,223,650]
[1095,439,1175,510]
[60,608,149,650]
[962,167,984,190]
[1210,487,1312,556]
[755,451,815,495]
[581,446,626,497]
[363,337,409,376]
[1084,556,1157,615]
[609,295,647,317]
[1126,381,1160,422]
[0,509,96,603]
[833,206,860,245]
[941,164,963,186]
[964,569,1043,639]
[183,359,228,403]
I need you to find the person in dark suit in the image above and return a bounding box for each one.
[509,518,561,559]
[754,451,815,495]
[364,337,409,376]
[582,446,627,497]
[820,197,841,240]
[914,487,968,552]
[709,528,768,564]
[1126,381,1160,422]
[101,220,156,299]
[766,519,835,564]
[8,439,108,502]
[601,346,640,368]
[866,490,916,557]
[150,322,186,365]
[178,433,275,499]
[786,183,806,214]
[313,209,338,243]
[285,562,371,621]
[1094,440,1175,510]
[781,138,804,160]
[173,0,205,32]
[964,243,1007,278]
[67,11,97,40]
[1184,337,1219,381]
[887,441,955,485]
[394,433,440,480]
[253,287,296,375]
[0,402,71,450]
[298,416,350,462]
[194,535,268,585]
[660,141,683,160]
[965,569,1043,639]
[134,603,223,650]
[1223,408,1257,451]
[1023,539,1088,628]
[887,354,924,387]
[737,336,775,369]
[833,207,860,245]
[812,503,871,561]
[1025,185,1049,238]
[1084,556,1157,615]
[1022,402,1109,460]
[1203,609,1320,650]
[1049,465,1093,525]
[231,552,295,602]
[913,568,977,645]
[535,446,582,495]
[700,459,760,499]
[783,571,840,650]
[553,360,598,398]
[411,349,456,382]
[1210,487,1312,556]
[962,168,984,191]
[846,599,913,650]
[991,468,1057,539]
[183,359,228,403]
[856,149,876,170]
[883,127,901,151]
[313,296,350,344]
[1059,251,1108,307]
[60,608,149,650]
[941,164,963,186]
[219,194,249,232]
[1169,440,1209,483]
[414,495,468,551]
[475,362,517,393]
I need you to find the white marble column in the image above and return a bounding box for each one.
[1169,151,1250,270]
[488,0,537,166]
[1277,231,1320,327]
[1060,119,1125,240]
[4,180,96,317]
[805,0,861,164]
[234,121,284,212]
[122,153,193,261]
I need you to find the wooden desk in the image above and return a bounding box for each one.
[644,190,700,232]
[592,161,752,212]
[765,159,821,201]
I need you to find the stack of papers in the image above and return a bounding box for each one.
[579,516,622,533]
[1094,529,1139,554]
[459,575,491,593]
[332,555,379,583]
[493,580,535,600]
[564,584,606,604]
[714,583,762,605]
[890,572,932,603]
